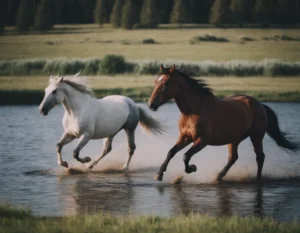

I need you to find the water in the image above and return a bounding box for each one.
[0,103,300,222]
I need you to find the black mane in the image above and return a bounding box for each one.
[159,69,213,96]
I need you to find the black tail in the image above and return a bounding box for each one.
[263,104,299,152]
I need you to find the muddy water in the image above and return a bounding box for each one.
[0,103,300,221]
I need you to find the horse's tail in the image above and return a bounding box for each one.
[138,106,166,135]
[263,104,299,152]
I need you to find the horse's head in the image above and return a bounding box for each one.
[148,64,177,111]
[39,76,65,116]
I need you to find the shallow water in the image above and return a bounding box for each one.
[0,103,300,222]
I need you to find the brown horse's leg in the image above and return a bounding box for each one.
[216,143,239,182]
[250,136,265,180]
[155,135,191,181]
[183,138,207,174]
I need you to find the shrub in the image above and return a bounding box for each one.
[190,34,229,44]
[240,36,256,41]
[100,54,126,74]
[142,38,156,44]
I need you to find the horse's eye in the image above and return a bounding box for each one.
[52,90,57,94]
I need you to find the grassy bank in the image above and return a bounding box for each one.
[1,57,300,76]
[1,25,300,61]
[1,204,300,233]
[0,76,300,104]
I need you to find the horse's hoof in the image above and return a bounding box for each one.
[88,163,94,169]
[154,174,163,181]
[83,157,91,163]
[214,174,223,183]
[190,164,197,172]
[61,161,68,168]
[185,164,197,174]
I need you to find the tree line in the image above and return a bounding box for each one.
[1,0,300,33]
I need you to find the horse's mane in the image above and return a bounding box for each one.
[50,74,95,98]
[160,69,213,96]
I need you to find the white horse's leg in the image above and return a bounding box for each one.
[73,134,92,163]
[122,129,136,171]
[88,136,114,169]
[56,133,75,168]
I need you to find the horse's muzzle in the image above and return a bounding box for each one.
[148,102,158,111]
[40,107,48,116]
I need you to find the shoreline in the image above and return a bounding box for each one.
[1,88,300,105]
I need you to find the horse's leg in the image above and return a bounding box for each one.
[56,133,75,168]
[250,136,265,181]
[216,143,239,182]
[73,134,92,163]
[88,136,114,169]
[122,129,136,171]
[183,138,207,174]
[155,135,191,181]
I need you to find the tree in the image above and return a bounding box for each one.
[253,0,272,27]
[15,0,35,32]
[209,0,231,27]
[157,0,173,24]
[230,0,247,27]
[170,0,189,26]
[35,0,54,31]
[95,0,110,26]
[0,0,9,33]
[121,0,139,29]
[110,0,123,28]
[140,0,158,28]
[276,0,298,25]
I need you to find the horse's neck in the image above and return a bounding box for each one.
[174,80,217,115]
[62,85,94,116]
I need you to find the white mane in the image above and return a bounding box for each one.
[50,73,95,97]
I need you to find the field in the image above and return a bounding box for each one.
[1,24,300,61]
[1,204,300,233]
[1,76,300,104]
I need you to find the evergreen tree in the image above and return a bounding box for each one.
[15,0,35,32]
[95,0,110,26]
[188,0,203,23]
[110,0,123,28]
[230,0,247,27]
[253,0,274,27]
[35,0,54,30]
[209,0,231,27]
[121,0,138,29]
[158,0,173,24]
[140,0,158,28]
[0,0,9,33]
[170,0,189,26]
[7,0,22,26]
[276,0,297,25]
[83,0,97,23]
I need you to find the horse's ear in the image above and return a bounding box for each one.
[59,76,64,83]
[160,64,164,72]
[170,65,176,73]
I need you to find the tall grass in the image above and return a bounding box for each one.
[1,204,300,233]
[1,57,300,77]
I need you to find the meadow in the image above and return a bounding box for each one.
[1,24,300,61]
[1,204,300,233]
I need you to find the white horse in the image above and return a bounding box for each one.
[39,74,164,170]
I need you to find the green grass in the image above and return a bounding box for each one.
[0,76,300,104]
[1,204,300,233]
[1,58,300,76]
[1,24,300,61]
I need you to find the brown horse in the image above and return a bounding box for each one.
[148,65,299,182]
